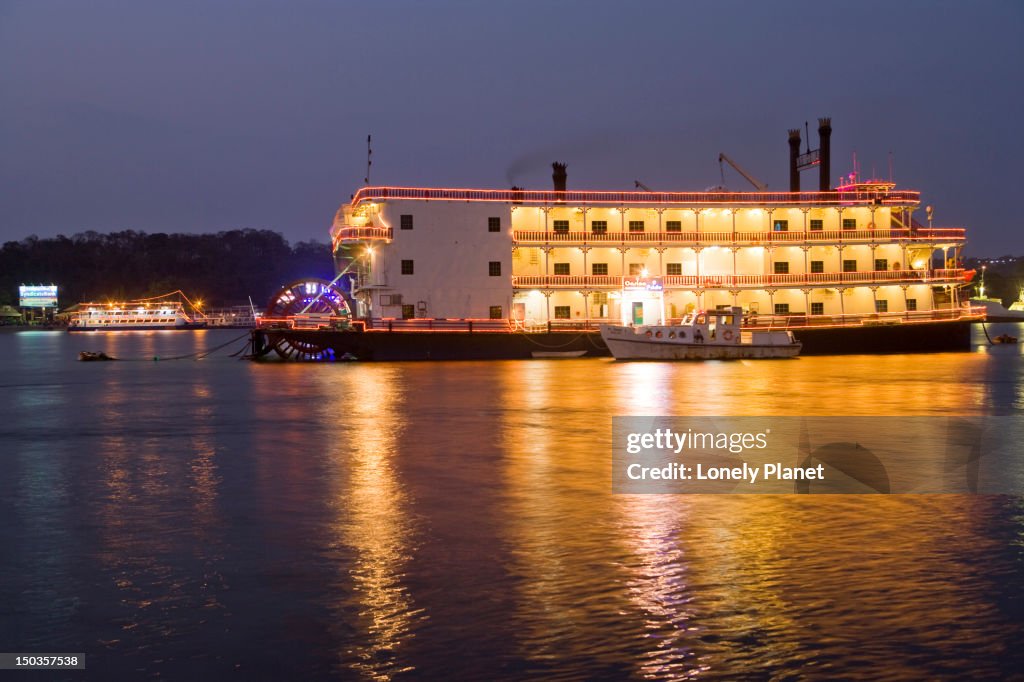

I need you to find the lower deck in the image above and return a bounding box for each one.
[252,318,973,361]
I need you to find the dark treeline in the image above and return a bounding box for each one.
[0,229,334,308]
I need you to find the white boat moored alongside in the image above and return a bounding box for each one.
[599,307,801,360]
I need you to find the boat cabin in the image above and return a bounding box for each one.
[637,306,742,345]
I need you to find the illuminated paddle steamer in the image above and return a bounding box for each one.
[255,120,978,360]
[67,292,208,331]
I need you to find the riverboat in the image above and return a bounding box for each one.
[251,120,981,360]
[67,300,207,332]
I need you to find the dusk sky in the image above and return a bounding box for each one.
[2,0,1022,254]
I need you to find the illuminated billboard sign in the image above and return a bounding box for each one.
[19,285,58,308]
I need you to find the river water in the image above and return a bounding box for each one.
[1,327,1023,680]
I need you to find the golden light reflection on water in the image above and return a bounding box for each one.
[499,362,626,664]
[313,366,423,680]
[613,495,705,680]
[605,353,995,417]
[187,381,221,541]
[92,370,166,645]
[85,344,229,653]
[96,374,135,536]
[487,353,1023,678]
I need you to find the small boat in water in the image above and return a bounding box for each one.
[531,350,588,359]
[78,351,117,361]
[599,307,801,360]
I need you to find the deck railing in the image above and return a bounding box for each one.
[512,268,966,290]
[744,305,984,329]
[511,228,965,246]
[259,306,983,335]
[330,226,393,248]
[259,315,354,330]
[522,307,983,330]
[352,186,922,207]
[367,318,513,332]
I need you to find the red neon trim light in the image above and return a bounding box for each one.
[351,186,922,207]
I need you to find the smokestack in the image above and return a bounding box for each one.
[818,117,832,191]
[788,129,801,192]
[552,162,567,192]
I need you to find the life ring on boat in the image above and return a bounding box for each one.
[723,330,734,342]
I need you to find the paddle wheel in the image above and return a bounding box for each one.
[264,278,352,360]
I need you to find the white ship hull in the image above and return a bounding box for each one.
[601,334,800,360]
[68,321,207,332]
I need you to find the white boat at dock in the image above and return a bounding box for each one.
[599,307,800,360]
[970,296,1024,322]
[530,350,588,358]
[968,267,1024,322]
[66,291,208,332]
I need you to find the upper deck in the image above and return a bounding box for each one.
[337,185,960,253]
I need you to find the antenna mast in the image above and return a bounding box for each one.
[364,134,372,185]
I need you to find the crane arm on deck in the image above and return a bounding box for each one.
[718,153,768,191]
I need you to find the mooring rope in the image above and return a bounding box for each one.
[80,331,252,362]
[228,340,251,358]
[521,332,590,349]
[980,321,995,345]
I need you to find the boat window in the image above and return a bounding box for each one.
[696,315,706,324]
[668,331,676,339]
[723,315,734,325]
